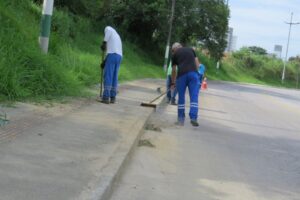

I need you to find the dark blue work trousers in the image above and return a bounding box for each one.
[166,75,177,103]
[103,53,122,99]
[176,71,200,122]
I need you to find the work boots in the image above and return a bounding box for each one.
[110,97,116,104]
[97,97,110,104]
[96,97,116,104]
[190,120,199,127]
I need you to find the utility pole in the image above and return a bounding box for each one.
[282,12,300,84]
[39,0,54,54]
[297,64,300,89]
[220,0,229,73]
[163,0,176,71]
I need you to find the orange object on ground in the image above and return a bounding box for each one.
[201,78,207,90]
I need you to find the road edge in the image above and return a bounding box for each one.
[89,94,166,200]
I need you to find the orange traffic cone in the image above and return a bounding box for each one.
[201,77,207,90]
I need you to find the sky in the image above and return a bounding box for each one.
[229,0,300,57]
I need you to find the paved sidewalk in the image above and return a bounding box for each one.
[0,79,164,200]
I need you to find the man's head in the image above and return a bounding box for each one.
[171,42,182,53]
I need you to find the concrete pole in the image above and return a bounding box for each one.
[39,0,54,54]
[297,64,300,89]
[282,12,300,83]
[163,0,176,71]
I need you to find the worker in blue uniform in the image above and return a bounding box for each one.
[166,60,178,105]
[99,26,123,104]
[171,43,200,127]
[198,63,206,90]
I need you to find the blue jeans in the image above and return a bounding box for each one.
[166,75,177,102]
[176,71,200,122]
[103,53,122,99]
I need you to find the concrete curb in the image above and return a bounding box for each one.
[87,94,166,200]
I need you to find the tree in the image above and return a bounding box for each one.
[33,0,230,60]
[289,55,300,62]
[171,0,229,60]
[193,0,229,60]
[248,46,267,55]
[34,0,105,18]
[106,0,229,60]
[104,0,168,50]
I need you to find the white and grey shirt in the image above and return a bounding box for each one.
[104,26,123,57]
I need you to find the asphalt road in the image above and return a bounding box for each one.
[110,82,300,200]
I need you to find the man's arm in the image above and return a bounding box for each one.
[195,57,200,70]
[191,48,200,70]
[101,27,112,51]
[101,41,107,51]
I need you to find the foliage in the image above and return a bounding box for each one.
[248,46,268,55]
[4,0,295,102]
[0,0,164,101]
[212,48,299,88]
[107,0,168,49]
[33,0,229,61]
[33,0,105,19]
[99,0,229,60]
[0,0,81,100]
[289,55,300,62]
[189,0,230,60]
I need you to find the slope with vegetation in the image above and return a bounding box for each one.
[3,0,293,102]
[0,0,165,101]
[200,47,300,89]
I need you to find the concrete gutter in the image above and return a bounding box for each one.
[82,87,166,200]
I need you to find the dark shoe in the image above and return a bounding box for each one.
[97,97,110,104]
[171,101,177,105]
[190,120,199,127]
[110,97,116,104]
[175,121,184,126]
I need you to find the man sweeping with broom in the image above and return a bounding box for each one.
[171,42,200,127]
[98,26,123,104]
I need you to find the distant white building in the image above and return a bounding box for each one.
[225,27,237,52]
[274,45,283,59]
[231,36,238,52]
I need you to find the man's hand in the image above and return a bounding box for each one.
[101,41,107,51]
[101,61,105,69]
[170,83,175,90]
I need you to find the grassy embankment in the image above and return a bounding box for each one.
[199,50,300,89]
[0,0,164,102]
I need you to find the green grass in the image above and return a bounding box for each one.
[198,51,300,89]
[4,0,297,104]
[120,42,164,81]
[0,0,164,102]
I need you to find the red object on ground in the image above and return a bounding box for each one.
[201,79,207,90]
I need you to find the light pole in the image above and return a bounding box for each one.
[163,0,176,71]
[39,0,54,54]
[297,64,300,89]
[282,12,300,84]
